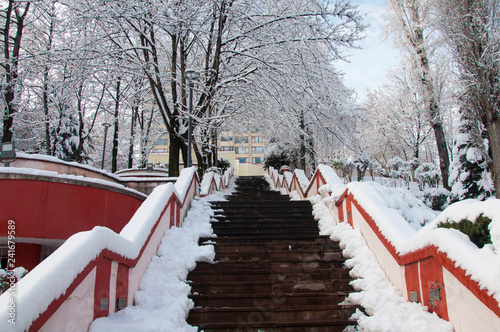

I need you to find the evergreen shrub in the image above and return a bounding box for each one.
[438,214,492,248]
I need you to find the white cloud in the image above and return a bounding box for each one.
[336,0,400,101]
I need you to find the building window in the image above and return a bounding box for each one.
[235,136,248,143]
[0,246,7,269]
[235,147,249,154]
[252,146,264,153]
[253,157,262,164]
[218,146,234,152]
[40,245,58,262]
[156,138,168,145]
[153,148,167,154]
[252,136,264,143]
[220,136,233,142]
[238,158,248,163]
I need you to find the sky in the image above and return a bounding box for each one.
[336,0,401,102]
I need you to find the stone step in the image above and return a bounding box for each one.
[187,305,360,325]
[198,236,340,249]
[211,219,317,226]
[208,234,322,241]
[189,320,357,332]
[213,250,344,262]
[210,200,312,208]
[193,260,348,274]
[190,279,355,295]
[210,228,320,237]
[188,268,351,283]
[189,291,352,308]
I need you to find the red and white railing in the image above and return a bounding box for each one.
[267,165,500,332]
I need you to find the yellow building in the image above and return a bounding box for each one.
[217,131,266,176]
[148,132,265,176]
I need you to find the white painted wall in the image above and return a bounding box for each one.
[128,206,172,304]
[351,204,407,296]
[443,268,500,332]
[41,268,96,332]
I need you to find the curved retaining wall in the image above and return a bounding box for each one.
[0,166,233,332]
[0,171,146,240]
[267,165,500,332]
[9,153,178,195]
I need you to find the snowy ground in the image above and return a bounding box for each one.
[90,175,453,331]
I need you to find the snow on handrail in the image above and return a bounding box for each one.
[0,166,231,332]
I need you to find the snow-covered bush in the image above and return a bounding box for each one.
[262,142,299,170]
[353,153,370,181]
[422,188,450,211]
[204,158,231,175]
[386,157,412,186]
[415,162,441,190]
[438,214,492,248]
[0,267,27,294]
[368,160,384,179]
[331,158,356,182]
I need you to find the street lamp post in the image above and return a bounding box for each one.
[184,70,200,168]
[101,122,111,170]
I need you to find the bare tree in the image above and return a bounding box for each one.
[433,0,500,197]
[1,0,30,143]
[386,0,451,189]
[364,65,434,162]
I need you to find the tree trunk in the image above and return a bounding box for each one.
[128,105,138,168]
[2,2,29,143]
[111,79,121,173]
[169,135,182,177]
[484,115,500,198]
[299,110,306,171]
[408,0,450,189]
[432,123,451,190]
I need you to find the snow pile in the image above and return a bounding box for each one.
[90,178,236,332]
[283,171,293,188]
[310,195,454,332]
[200,166,233,196]
[420,198,500,251]
[346,181,437,251]
[316,164,346,199]
[294,169,309,192]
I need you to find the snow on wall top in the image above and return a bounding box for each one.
[0,167,147,198]
[283,171,293,187]
[317,164,345,197]
[200,172,216,196]
[294,169,309,192]
[15,152,122,181]
[346,181,435,250]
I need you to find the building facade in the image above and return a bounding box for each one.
[148,132,266,176]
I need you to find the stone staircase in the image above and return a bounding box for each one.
[187,176,360,331]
